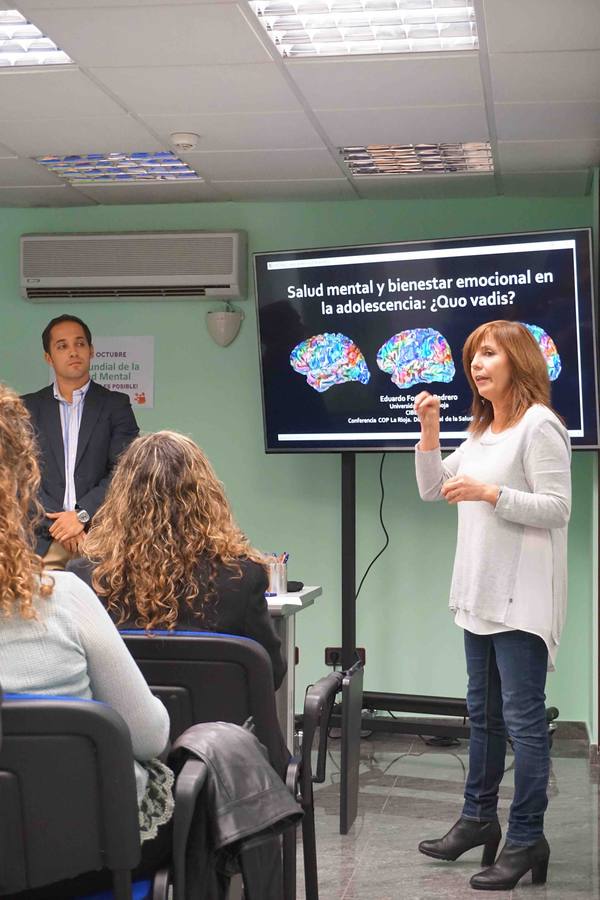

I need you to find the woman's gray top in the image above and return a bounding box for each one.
[0,570,170,799]
[415,404,571,646]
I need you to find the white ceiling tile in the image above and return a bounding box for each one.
[214,179,356,200]
[0,69,125,119]
[142,111,325,151]
[500,171,591,197]
[490,51,600,103]
[316,106,488,146]
[185,148,342,180]
[25,5,271,68]
[0,158,66,187]
[19,0,236,7]
[74,181,222,204]
[0,185,96,207]
[289,55,484,110]
[0,117,164,157]
[91,64,302,114]
[498,140,600,173]
[485,0,600,53]
[0,141,16,158]
[495,102,600,140]
[0,1,595,207]
[353,174,496,199]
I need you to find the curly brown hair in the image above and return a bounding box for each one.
[462,320,556,436]
[83,431,266,630]
[0,383,52,618]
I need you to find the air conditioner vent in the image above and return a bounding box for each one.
[24,286,218,299]
[21,231,246,301]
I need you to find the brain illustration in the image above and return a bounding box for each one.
[376,328,455,389]
[522,323,561,381]
[289,332,371,393]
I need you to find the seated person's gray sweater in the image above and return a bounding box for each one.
[0,570,170,800]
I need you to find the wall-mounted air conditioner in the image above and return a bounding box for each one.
[20,231,247,301]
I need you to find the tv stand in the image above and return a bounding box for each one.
[337,452,470,833]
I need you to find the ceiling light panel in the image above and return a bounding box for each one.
[248,0,477,58]
[0,10,72,66]
[35,152,203,185]
[341,142,493,174]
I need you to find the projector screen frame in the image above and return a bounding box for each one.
[254,227,598,454]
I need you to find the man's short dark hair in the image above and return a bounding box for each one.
[42,315,92,353]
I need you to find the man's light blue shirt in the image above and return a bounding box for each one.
[53,380,91,511]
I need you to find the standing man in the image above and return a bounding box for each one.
[22,315,139,568]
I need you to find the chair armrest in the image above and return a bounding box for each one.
[300,672,343,790]
[172,758,208,900]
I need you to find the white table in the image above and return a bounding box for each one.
[267,586,322,747]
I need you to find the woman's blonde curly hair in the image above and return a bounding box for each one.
[0,383,52,618]
[83,431,266,630]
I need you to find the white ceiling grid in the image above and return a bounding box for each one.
[0,0,592,205]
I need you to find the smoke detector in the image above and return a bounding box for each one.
[170,132,200,152]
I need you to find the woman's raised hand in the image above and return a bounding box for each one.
[414,391,440,450]
[414,391,440,426]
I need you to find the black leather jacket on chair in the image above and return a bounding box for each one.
[170,720,302,900]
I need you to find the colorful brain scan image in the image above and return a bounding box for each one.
[376,328,455,390]
[522,323,561,381]
[289,332,371,393]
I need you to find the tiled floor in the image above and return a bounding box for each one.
[297,726,599,899]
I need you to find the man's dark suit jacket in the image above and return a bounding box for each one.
[22,380,139,555]
[67,556,287,689]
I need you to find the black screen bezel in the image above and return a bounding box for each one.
[254,227,598,453]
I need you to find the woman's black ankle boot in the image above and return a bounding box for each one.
[418,818,502,865]
[470,836,550,891]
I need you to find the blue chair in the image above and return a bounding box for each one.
[122,631,342,900]
[0,693,148,898]
[0,692,207,900]
[76,880,155,900]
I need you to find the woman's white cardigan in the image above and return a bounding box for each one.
[415,404,571,644]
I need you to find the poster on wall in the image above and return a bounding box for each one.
[89,336,154,409]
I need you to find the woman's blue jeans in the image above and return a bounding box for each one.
[461,629,550,846]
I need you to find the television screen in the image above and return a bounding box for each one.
[254,228,597,452]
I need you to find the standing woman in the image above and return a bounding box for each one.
[414,320,571,891]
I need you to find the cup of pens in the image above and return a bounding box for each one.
[267,552,288,596]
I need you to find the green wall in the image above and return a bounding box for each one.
[1,193,596,736]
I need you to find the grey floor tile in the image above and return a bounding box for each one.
[296,731,598,900]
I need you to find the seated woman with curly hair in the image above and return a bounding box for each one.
[0,383,173,897]
[69,431,286,689]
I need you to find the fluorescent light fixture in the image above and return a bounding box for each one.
[341,142,493,175]
[0,10,72,66]
[248,0,477,58]
[35,152,203,185]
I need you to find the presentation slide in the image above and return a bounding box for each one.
[255,229,597,452]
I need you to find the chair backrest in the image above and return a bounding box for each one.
[0,696,141,896]
[122,632,290,777]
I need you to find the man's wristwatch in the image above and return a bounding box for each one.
[75,508,90,525]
